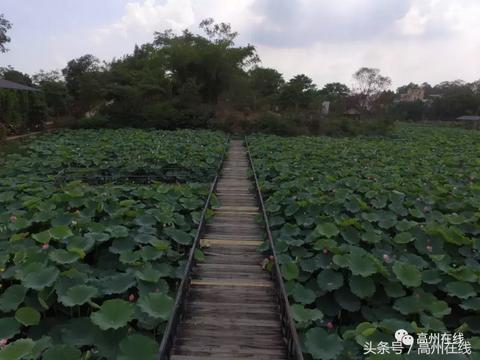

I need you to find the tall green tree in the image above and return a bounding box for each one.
[248,67,284,110]
[62,55,104,116]
[153,18,258,104]
[320,82,350,99]
[32,70,69,117]
[352,67,391,112]
[279,74,317,111]
[0,14,12,53]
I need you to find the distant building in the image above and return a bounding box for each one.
[344,108,360,117]
[456,115,480,129]
[399,87,425,102]
[0,79,39,92]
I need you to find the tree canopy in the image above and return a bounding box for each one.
[0,14,12,53]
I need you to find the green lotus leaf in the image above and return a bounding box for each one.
[420,313,446,332]
[281,261,299,281]
[334,287,361,312]
[393,232,414,244]
[392,262,422,287]
[96,273,136,295]
[137,293,173,320]
[67,235,95,252]
[317,269,343,292]
[422,269,443,285]
[134,215,157,227]
[347,251,376,277]
[349,276,375,298]
[291,283,316,305]
[15,307,40,326]
[135,265,163,283]
[59,285,98,307]
[316,222,339,238]
[49,249,80,264]
[84,232,111,243]
[445,281,476,299]
[426,300,451,318]
[0,318,21,339]
[60,318,99,346]
[32,231,51,244]
[291,304,323,323]
[305,327,343,360]
[394,295,424,315]
[460,298,480,311]
[26,336,52,360]
[48,225,73,240]
[395,219,416,232]
[106,225,129,238]
[361,231,381,244]
[22,266,60,291]
[0,338,35,360]
[42,345,81,360]
[0,285,27,312]
[163,227,193,245]
[119,251,141,265]
[383,282,406,298]
[118,334,158,360]
[91,299,134,330]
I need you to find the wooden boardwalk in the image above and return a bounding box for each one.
[170,140,287,359]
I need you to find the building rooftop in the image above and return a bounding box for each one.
[456,115,480,121]
[0,79,40,92]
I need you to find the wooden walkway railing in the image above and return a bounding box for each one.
[165,140,289,359]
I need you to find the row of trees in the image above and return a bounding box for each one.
[1,15,480,136]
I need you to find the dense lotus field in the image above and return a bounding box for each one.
[0,130,225,359]
[0,129,226,183]
[249,125,480,359]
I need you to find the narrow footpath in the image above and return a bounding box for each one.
[170,140,288,359]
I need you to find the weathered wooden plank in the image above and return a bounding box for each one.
[200,239,263,247]
[191,279,272,287]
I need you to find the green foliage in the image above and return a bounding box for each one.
[0,129,226,357]
[0,88,47,135]
[248,124,480,358]
[68,114,111,129]
[0,14,12,53]
[0,129,226,182]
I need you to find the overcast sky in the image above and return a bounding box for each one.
[1,0,479,89]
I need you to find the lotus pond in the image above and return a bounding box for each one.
[248,125,480,359]
[0,129,226,359]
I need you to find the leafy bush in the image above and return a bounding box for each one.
[0,123,7,140]
[319,116,395,137]
[248,124,480,359]
[0,89,48,135]
[67,115,111,129]
[143,102,213,130]
[253,111,296,135]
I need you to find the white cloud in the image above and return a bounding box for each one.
[93,0,195,44]
[396,6,430,36]
[4,0,480,88]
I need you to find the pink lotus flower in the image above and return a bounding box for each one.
[426,245,433,253]
[0,338,8,347]
[128,294,135,302]
[42,243,49,250]
[327,321,334,330]
[383,254,390,262]
[323,249,329,255]
[9,215,16,223]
